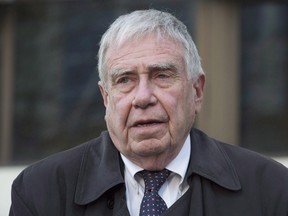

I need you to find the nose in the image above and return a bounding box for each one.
[132,79,157,109]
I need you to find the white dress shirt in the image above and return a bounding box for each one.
[121,135,191,216]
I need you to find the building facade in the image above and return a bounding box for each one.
[1,0,287,165]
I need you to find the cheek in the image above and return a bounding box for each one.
[167,88,195,127]
[159,92,183,126]
[105,94,132,128]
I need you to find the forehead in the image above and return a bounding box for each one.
[105,35,185,72]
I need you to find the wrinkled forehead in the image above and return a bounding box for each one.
[113,31,173,49]
[106,33,184,60]
[106,34,185,67]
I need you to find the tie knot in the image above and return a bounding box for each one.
[139,169,171,192]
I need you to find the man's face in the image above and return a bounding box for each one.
[99,35,205,170]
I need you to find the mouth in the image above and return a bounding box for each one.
[132,119,165,128]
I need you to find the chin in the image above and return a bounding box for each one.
[134,140,167,155]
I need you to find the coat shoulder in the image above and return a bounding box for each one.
[193,128,288,177]
[11,132,110,205]
[18,137,97,180]
[214,137,288,201]
[218,140,288,176]
[192,128,288,214]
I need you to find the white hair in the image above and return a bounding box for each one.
[98,9,204,88]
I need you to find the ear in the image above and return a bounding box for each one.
[98,81,108,108]
[193,74,206,113]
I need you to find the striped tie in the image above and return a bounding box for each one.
[139,169,171,216]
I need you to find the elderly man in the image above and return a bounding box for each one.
[10,9,288,216]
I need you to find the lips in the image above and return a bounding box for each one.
[132,119,165,127]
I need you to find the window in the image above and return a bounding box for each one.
[241,3,288,155]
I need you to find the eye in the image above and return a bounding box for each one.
[117,76,130,84]
[156,73,170,79]
[153,70,177,88]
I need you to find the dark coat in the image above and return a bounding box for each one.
[10,129,288,216]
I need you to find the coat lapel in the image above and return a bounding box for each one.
[74,131,125,205]
[183,129,242,216]
[112,186,130,216]
[188,128,241,191]
[83,185,130,216]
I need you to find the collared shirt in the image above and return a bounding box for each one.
[121,135,191,216]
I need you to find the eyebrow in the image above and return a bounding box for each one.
[110,68,134,83]
[111,68,133,77]
[148,63,177,72]
[110,63,178,80]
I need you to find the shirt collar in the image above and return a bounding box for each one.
[120,153,142,179]
[166,134,190,183]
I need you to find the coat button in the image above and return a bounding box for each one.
[107,198,114,209]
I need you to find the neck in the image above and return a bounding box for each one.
[128,145,183,171]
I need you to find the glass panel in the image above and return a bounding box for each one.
[12,4,108,162]
[0,8,3,129]
[241,3,288,155]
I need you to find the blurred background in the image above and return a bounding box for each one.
[0,0,287,214]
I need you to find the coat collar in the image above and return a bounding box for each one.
[74,129,241,205]
[188,128,241,191]
[74,131,125,205]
